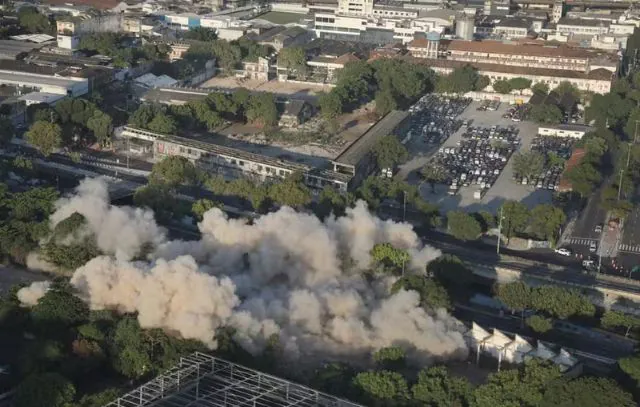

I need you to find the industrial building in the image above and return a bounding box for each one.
[105,352,363,407]
[0,40,49,61]
[119,127,352,192]
[332,110,410,187]
[0,66,89,96]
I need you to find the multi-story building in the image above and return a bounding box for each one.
[441,39,618,73]
[556,17,610,36]
[56,14,122,50]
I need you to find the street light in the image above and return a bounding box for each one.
[496,206,504,255]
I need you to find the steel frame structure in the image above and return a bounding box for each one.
[104,352,363,407]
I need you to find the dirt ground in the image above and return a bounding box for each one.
[200,77,334,101]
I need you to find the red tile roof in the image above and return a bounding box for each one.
[444,39,615,60]
[334,52,360,65]
[558,148,587,192]
[43,0,122,10]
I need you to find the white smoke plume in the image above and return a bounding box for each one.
[49,177,166,261]
[17,281,51,306]
[21,178,469,365]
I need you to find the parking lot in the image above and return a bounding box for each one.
[520,135,576,191]
[404,100,551,214]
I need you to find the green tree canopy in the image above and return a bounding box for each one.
[619,354,640,385]
[540,377,635,407]
[150,156,199,188]
[318,91,343,119]
[529,104,563,124]
[278,46,307,77]
[147,112,177,134]
[529,285,595,319]
[526,315,553,333]
[268,172,312,208]
[391,275,451,310]
[372,135,408,169]
[512,151,544,180]
[31,280,90,327]
[370,242,410,274]
[529,204,566,244]
[421,163,448,192]
[192,199,221,220]
[532,82,549,95]
[601,310,640,337]
[372,346,405,370]
[492,79,512,94]
[412,366,472,407]
[26,121,62,156]
[246,93,278,127]
[447,211,481,241]
[13,372,75,407]
[509,77,532,90]
[352,370,410,405]
[183,27,218,41]
[501,200,530,240]
[17,7,52,34]
[495,282,532,312]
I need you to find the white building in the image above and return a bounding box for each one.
[538,124,592,139]
[0,69,88,96]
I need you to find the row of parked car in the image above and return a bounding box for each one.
[433,125,520,195]
[476,99,501,111]
[502,105,529,122]
[406,96,471,145]
[516,135,576,191]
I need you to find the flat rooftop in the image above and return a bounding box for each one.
[0,40,45,59]
[0,70,85,89]
[333,110,409,166]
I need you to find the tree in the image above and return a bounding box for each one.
[278,46,307,77]
[530,285,595,319]
[192,199,221,220]
[150,156,198,188]
[619,355,640,385]
[553,81,580,98]
[370,243,410,274]
[473,359,561,407]
[25,121,62,156]
[311,362,356,398]
[129,104,159,129]
[601,310,640,337]
[13,373,75,407]
[492,79,512,94]
[508,77,532,91]
[318,91,343,119]
[438,65,480,94]
[391,275,451,310]
[352,371,410,405]
[532,82,549,95]
[86,111,113,146]
[526,315,553,333]
[314,186,354,219]
[529,204,566,245]
[529,104,563,124]
[540,377,635,407]
[375,89,398,116]
[268,172,312,208]
[17,7,52,34]
[183,27,217,41]
[566,162,602,197]
[447,211,481,241]
[412,366,472,407]
[373,346,405,370]
[474,75,490,91]
[500,200,530,240]
[31,280,89,327]
[495,282,531,313]
[42,240,100,270]
[110,317,151,379]
[586,92,634,128]
[246,93,278,127]
[0,117,14,146]
[427,254,475,288]
[133,184,179,222]
[372,135,408,170]
[75,388,120,407]
[147,112,177,134]
[512,151,544,180]
[421,163,448,192]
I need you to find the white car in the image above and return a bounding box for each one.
[594,224,603,233]
[555,248,572,256]
[589,241,597,253]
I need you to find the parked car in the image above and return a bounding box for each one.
[594,224,603,233]
[555,248,572,256]
[589,241,597,253]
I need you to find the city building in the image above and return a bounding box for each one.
[278,100,314,128]
[56,14,123,50]
[441,39,618,73]
[0,39,50,61]
[538,124,592,139]
[332,110,410,187]
[0,61,89,96]
[119,126,351,192]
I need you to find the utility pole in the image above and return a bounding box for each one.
[496,206,504,255]
[402,190,407,222]
[126,136,130,169]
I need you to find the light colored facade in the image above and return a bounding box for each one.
[0,69,89,96]
[538,124,592,139]
[443,40,618,73]
[557,18,610,36]
[337,0,374,16]
[56,14,122,50]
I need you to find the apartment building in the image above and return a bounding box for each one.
[556,17,610,36]
[56,14,122,50]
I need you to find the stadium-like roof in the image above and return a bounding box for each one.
[104,352,363,407]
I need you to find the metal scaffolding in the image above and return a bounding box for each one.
[104,352,363,407]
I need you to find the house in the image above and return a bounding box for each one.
[279,100,314,128]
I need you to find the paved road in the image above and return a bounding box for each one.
[0,265,48,294]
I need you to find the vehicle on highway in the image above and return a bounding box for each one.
[595,224,603,233]
[555,248,572,256]
[589,241,597,253]
[582,259,595,268]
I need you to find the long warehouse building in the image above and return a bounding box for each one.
[120,126,352,192]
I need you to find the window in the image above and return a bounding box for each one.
[266,167,272,173]
[231,159,237,165]
[239,160,244,166]
[187,148,192,155]
[279,169,286,176]
[258,165,263,171]
[179,146,186,153]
